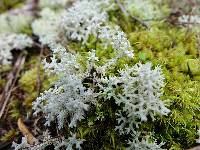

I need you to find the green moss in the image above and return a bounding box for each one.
[8,100,21,120]
[187,59,200,76]
[0,0,25,13]
[127,23,200,149]
[0,129,18,142]
[19,67,39,93]
[19,56,57,110]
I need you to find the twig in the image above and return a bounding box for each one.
[17,118,37,145]
[0,54,26,119]
[115,0,149,29]
[2,96,14,120]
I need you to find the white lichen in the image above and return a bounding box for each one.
[128,132,165,150]
[33,0,110,46]
[32,8,64,47]
[0,12,32,34]
[33,45,95,129]
[124,0,163,20]
[99,26,134,58]
[196,129,200,144]
[0,33,33,65]
[61,0,110,43]
[12,133,84,150]
[178,15,200,24]
[39,0,71,8]
[98,62,170,134]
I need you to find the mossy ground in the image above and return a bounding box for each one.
[128,23,200,149]
[0,1,199,150]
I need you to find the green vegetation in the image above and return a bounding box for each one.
[0,0,199,150]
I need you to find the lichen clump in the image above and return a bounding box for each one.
[0,0,199,150]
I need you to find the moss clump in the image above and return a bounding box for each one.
[128,23,200,149]
[19,56,57,110]
[0,129,18,142]
[0,0,25,13]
